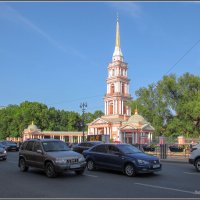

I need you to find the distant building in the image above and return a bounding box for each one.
[88,17,154,144]
[21,121,85,143]
[119,108,154,144]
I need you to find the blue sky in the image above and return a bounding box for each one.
[0,2,200,113]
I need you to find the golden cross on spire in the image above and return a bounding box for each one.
[134,105,138,115]
[115,14,120,48]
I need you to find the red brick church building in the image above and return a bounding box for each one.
[88,17,154,144]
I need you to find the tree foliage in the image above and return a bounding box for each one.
[130,73,200,138]
[0,101,104,139]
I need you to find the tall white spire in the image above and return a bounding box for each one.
[112,15,124,62]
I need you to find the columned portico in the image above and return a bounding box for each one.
[119,109,155,144]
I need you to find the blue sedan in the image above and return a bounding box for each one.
[82,143,162,177]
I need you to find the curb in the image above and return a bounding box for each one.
[160,159,188,164]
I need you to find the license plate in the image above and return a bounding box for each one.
[153,164,160,168]
[70,164,80,169]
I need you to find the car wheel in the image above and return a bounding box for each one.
[19,158,29,172]
[87,160,95,171]
[195,158,200,172]
[75,169,85,175]
[45,162,57,178]
[3,157,7,161]
[124,164,136,177]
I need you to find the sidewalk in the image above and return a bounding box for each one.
[160,156,188,164]
[147,152,189,164]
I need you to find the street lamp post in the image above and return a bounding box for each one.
[80,102,87,142]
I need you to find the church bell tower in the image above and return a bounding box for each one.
[104,16,132,119]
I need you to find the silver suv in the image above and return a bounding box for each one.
[189,142,200,172]
[18,139,86,178]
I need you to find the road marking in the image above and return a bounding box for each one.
[135,182,198,195]
[84,174,98,178]
[184,172,200,175]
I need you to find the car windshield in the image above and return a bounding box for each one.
[118,144,142,154]
[6,141,16,145]
[91,141,103,145]
[42,141,70,152]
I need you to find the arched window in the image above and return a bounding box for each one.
[123,105,126,115]
[112,69,115,76]
[110,84,115,94]
[122,83,125,94]
[109,103,113,115]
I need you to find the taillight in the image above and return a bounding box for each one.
[190,148,197,152]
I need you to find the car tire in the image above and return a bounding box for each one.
[124,164,136,177]
[87,159,95,171]
[45,162,57,178]
[19,158,29,172]
[75,169,85,175]
[3,157,7,160]
[195,158,200,172]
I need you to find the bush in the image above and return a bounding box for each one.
[169,145,184,152]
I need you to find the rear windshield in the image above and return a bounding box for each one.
[42,141,70,152]
[118,144,142,154]
[0,143,4,148]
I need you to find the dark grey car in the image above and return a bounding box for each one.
[0,143,7,160]
[18,139,86,178]
[0,141,18,151]
[73,141,103,154]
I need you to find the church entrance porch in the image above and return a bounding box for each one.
[125,135,133,144]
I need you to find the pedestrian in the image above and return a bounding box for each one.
[190,141,194,150]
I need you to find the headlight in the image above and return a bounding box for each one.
[55,158,66,164]
[78,155,85,162]
[4,150,6,154]
[137,159,149,165]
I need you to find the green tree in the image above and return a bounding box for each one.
[131,73,200,138]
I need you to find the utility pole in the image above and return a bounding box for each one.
[80,102,87,142]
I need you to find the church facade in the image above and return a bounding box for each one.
[88,17,154,144]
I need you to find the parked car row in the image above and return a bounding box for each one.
[0,140,19,151]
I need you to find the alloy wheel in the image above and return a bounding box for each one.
[19,158,28,172]
[125,164,136,177]
[87,160,95,171]
[45,162,57,178]
[195,159,200,172]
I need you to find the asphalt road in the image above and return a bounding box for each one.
[0,152,200,199]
